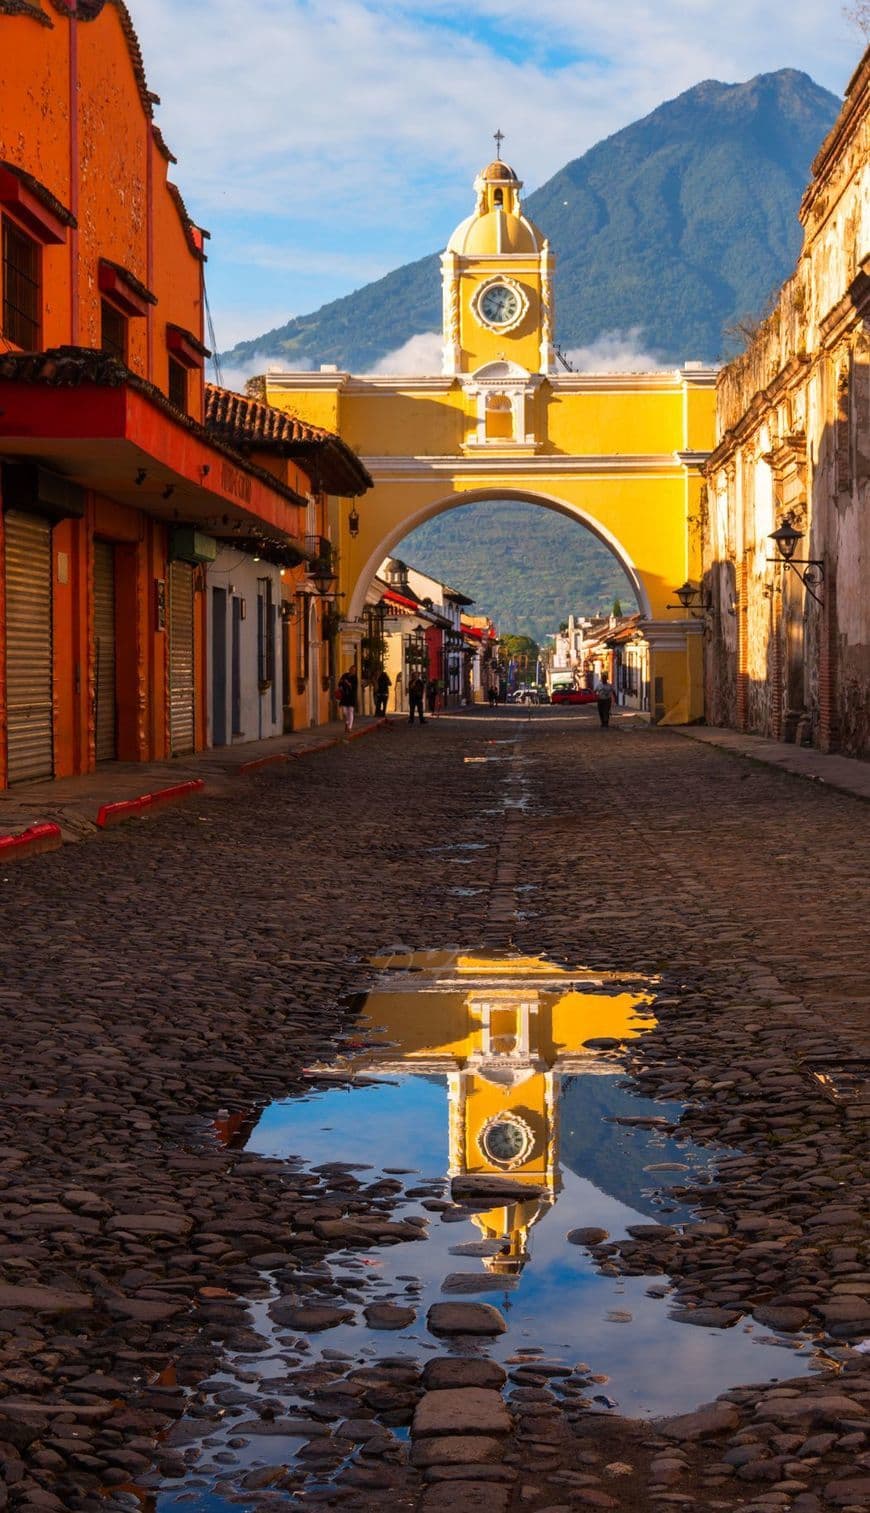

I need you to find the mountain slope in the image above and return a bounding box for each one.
[225,69,838,373]
[399,500,637,642]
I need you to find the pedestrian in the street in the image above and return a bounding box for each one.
[426,678,439,718]
[374,668,391,717]
[596,673,617,727]
[408,672,426,725]
[337,666,358,734]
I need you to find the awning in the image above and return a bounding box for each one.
[0,349,305,550]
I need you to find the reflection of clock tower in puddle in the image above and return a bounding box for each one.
[350,954,654,1279]
[449,985,559,1276]
[442,149,553,448]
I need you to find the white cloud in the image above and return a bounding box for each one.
[370,331,443,374]
[211,350,311,392]
[563,327,667,373]
[129,0,860,344]
[134,0,857,226]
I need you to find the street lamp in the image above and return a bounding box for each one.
[667,581,712,618]
[767,520,825,606]
[348,504,360,538]
[309,563,337,597]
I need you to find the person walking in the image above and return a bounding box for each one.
[426,678,439,718]
[337,666,358,734]
[408,672,426,725]
[596,673,617,728]
[374,668,391,717]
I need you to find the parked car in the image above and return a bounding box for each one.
[550,685,597,705]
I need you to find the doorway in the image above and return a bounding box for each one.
[212,586,227,746]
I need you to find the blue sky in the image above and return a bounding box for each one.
[132,1,864,353]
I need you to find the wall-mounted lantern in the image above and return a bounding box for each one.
[767,521,825,606]
[667,581,712,619]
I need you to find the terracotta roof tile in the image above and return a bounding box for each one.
[40,2,204,253]
[204,383,372,497]
[0,0,52,25]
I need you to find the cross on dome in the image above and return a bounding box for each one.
[494,128,505,160]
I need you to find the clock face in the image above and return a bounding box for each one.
[478,282,521,328]
[482,1118,528,1165]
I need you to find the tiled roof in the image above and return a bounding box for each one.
[47,2,150,115]
[0,159,77,228]
[166,182,208,261]
[0,346,306,509]
[0,0,52,25]
[205,383,372,497]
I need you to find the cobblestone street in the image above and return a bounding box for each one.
[1,710,868,1513]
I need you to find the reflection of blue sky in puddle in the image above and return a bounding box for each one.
[250,1074,817,1417]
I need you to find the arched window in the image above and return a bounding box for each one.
[485,391,514,440]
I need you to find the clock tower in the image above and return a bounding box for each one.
[441,153,554,379]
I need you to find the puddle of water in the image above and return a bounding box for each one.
[155,953,821,1510]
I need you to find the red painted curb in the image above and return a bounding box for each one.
[235,752,290,776]
[0,822,63,861]
[96,779,205,830]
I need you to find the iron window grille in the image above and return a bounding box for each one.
[2,218,40,348]
[168,356,187,412]
[100,299,127,362]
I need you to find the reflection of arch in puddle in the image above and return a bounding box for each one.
[326,953,656,1274]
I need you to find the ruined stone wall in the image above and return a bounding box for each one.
[704,49,870,757]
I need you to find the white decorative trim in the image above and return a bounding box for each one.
[266,371,349,390]
[549,371,700,392]
[344,374,455,392]
[470,275,529,334]
[360,453,688,477]
[642,617,704,649]
[675,450,712,468]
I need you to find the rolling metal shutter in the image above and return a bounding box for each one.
[169,560,195,754]
[93,540,116,762]
[4,511,53,783]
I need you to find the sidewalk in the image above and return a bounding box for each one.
[671,724,870,802]
[0,717,386,846]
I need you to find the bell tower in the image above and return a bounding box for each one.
[441,145,554,378]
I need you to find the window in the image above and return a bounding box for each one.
[168,357,187,412]
[2,218,40,348]
[485,391,514,440]
[100,299,127,362]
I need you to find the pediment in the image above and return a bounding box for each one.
[469,360,531,383]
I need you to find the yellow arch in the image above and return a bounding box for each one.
[347,485,652,622]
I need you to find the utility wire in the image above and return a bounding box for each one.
[203,271,224,387]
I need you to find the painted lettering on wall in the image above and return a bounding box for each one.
[220,461,252,504]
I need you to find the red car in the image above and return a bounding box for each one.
[550,686,597,705]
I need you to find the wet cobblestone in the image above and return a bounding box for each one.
[0,711,867,1512]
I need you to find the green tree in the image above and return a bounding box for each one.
[612,597,623,616]
[499,635,541,665]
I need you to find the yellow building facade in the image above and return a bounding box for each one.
[267,157,717,722]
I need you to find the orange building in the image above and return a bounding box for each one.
[0,0,367,786]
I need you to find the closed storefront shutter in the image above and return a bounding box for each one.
[169,560,195,754]
[93,539,116,762]
[4,510,53,783]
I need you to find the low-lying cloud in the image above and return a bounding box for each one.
[370,331,443,375]
[563,327,667,373]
